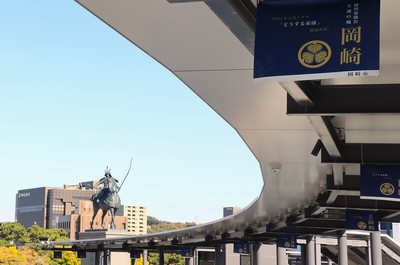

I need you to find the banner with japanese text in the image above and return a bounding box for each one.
[361,164,400,201]
[181,247,195,258]
[277,234,297,249]
[254,0,380,81]
[346,209,378,231]
[234,242,250,254]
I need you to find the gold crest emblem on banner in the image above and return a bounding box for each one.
[298,40,331,68]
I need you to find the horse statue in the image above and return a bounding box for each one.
[90,167,121,229]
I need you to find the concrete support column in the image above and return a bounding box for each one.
[221,245,226,265]
[250,243,261,265]
[95,251,101,265]
[215,245,222,265]
[315,242,321,265]
[143,249,148,265]
[159,247,165,265]
[185,257,194,265]
[366,239,371,265]
[306,236,316,265]
[370,231,382,265]
[277,245,287,265]
[338,231,348,265]
[103,250,110,265]
[301,245,307,265]
[194,248,198,265]
[327,259,333,265]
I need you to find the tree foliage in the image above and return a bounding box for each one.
[0,246,27,264]
[147,216,197,234]
[148,253,185,265]
[0,222,79,265]
[27,225,68,243]
[147,216,161,226]
[0,222,28,245]
[50,250,80,265]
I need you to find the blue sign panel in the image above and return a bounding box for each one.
[346,209,378,231]
[181,247,194,258]
[277,234,297,249]
[361,164,400,201]
[130,250,141,259]
[234,242,250,254]
[254,0,380,81]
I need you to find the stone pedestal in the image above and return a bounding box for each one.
[79,229,132,265]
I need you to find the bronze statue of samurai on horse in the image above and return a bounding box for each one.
[90,159,132,229]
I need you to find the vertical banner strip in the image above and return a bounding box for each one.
[254,0,380,81]
[360,164,400,202]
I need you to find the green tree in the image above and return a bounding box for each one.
[147,216,161,226]
[0,222,28,244]
[165,253,185,265]
[26,225,68,243]
[147,253,158,265]
[147,253,184,265]
[147,216,197,234]
[45,228,68,241]
[148,222,186,234]
[26,224,46,243]
[0,223,78,264]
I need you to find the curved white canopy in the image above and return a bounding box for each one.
[66,0,400,245]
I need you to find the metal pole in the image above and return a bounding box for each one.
[366,239,371,265]
[95,251,101,265]
[215,245,222,265]
[103,249,110,265]
[277,245,287,265]
[370,231,382,265]
[194,248,198,265]
[251,243,260,265]
[315,242,321,265]
[159,247,165,265]
[221,244,226,265]
[306,236,316,265]
[301,245,307,265]
[338,231,348,265]
[143,249,148,265]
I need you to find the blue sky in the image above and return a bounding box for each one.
[0,1,262,224]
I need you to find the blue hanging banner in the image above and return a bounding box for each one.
[277,234,297,249]
[360,164,400,201]
[234,242,250,254]
[254,0,380,81]
[346,209,378,231]
[130,250,141,259]
[181,247,195,258]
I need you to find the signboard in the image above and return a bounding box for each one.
[18,192,31,198]
[53,251,62,259]
[254,0,380,81]
[130,250,141,259]
[181,247,195,258]
[277,234,297,249]
[361,164,400,201]
[346,209,378,231]
[234,242,250,254]
[77,250,87,259]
